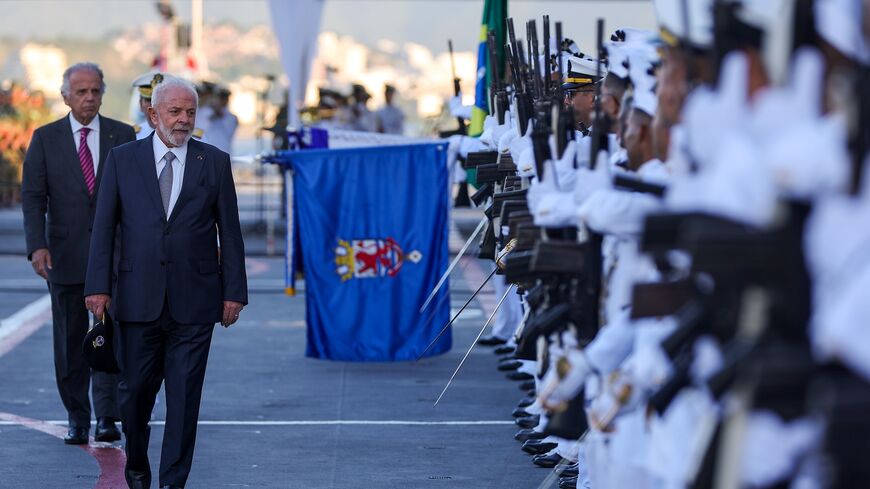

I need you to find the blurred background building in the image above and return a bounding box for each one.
[0,0,654,208]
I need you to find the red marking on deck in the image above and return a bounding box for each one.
[0,411,127,489]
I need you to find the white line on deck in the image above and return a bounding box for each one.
[0,294,52,357]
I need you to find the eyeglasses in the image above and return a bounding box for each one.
[564,89,595,100]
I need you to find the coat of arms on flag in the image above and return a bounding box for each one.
[334,238,423,281]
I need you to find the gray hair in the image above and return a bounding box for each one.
[150,76,198,109]
[60,62,105,97]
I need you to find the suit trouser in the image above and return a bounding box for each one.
[116,300,214,488]
[48,282,119,428]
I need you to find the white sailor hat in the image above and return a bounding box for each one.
[611,28,658,45]
[815,0,870,64]
[653,0,715,50]
[606,29,657,80]
[562,54,606,90]
[131,72,165,99]
[627,45,660,116]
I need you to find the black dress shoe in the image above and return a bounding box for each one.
[514,428,548,442]
[560,476,578,489]
[515,414,540,429]
[560,462,579,478]
[532,452,565,468]
[498,359,522,371]
[63,427,88,445]
[512,407,532,418]
[517,396,535,408]
[494,344,516,355]
[519,380,536,391]
[522,439,558,455]
[94,417,121,442]
[507,371,534,381]
[125,469,151,489]
[478,335,507,346]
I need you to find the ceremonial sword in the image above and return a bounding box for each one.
[416,239,517,361]
[434,284,515,406]
[419,216,488,313]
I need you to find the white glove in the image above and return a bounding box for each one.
[448,94,472,120]
[631,336,674,391]
[490,111,513,149]
[527,159,557,213]
[539,349,592,406]
[552,154,579,191]
[509,121,533,163]
[478,115,499,148]
[753,49,849,198]
[517,146,536,178]
[689,335,723,385]
[458,135,487,158]
[528,151,582,227]
[741,412,823,487]
[532,192,581,228]
[667,131,779,227]
[497,126,519,154]
[682,52,750,169]
[574,149,611,205]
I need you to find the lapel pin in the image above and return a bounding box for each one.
[197,154,204,160]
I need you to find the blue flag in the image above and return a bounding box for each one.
[286,143,452,361]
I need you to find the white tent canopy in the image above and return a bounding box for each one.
[267,0,325,129]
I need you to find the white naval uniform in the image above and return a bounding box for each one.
[135,124,154,140]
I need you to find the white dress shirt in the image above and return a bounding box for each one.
[69,112,100,173]
[152,134,187,217]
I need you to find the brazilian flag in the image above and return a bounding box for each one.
[469,0,508,137]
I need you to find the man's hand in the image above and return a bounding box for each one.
[30,248,52,280]
[85,294,111,320]
[221,301,244,328]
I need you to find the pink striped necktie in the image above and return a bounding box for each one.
[78,127,96,195]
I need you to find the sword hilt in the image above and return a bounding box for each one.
[496,238,518,270]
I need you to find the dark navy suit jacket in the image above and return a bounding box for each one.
[21,114,136,284]
[84,134,248,324]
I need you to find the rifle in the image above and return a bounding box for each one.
[487,30,509,125]
[571,18,607,345]
[552,21,575,160]
[588,18,610,168]
[528,19,553,182]
[543,15,551,95]
[507,18,532,136]
[447,39,467,135]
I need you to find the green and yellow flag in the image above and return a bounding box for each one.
[469,0,508,136]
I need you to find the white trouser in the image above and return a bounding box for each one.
[490,274,523,340]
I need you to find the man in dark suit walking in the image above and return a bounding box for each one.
[84,76,247,489]
[22,62,134,445]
